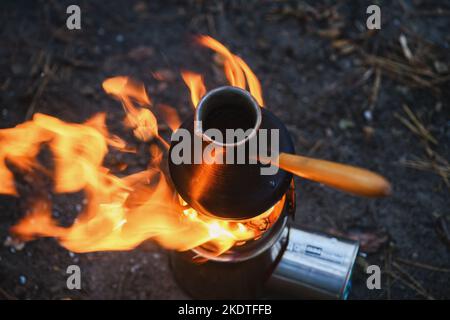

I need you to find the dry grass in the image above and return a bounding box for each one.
[394,104,437,145]
[394,104,448,187]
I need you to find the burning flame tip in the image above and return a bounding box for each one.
[194,35,264,106]
[1,35,270,258]
[181,70,206,108]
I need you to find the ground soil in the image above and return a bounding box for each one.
[0,0,449,299]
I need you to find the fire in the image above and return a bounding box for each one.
[1,35,275,257]
[102,76,157,142]
[179,195,285,256]
[0,120,49,195]
[181,71,206,108]
[157,104,181,132]
[196,35,264,106]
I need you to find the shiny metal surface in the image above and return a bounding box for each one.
[169,178,296,299]
[192,213,289,263]
[195,86,262,147]
[168,86,295,219]
[169,201,292,299]
[267,227,359,299]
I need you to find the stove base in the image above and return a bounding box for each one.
[170,226,359,300]
[169,235,287,299]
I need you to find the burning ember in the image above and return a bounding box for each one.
[0,36,277,257]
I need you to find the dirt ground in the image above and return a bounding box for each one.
[0,0,449,300]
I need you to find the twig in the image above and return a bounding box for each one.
[403,104,437,144]
[55,56,97,69]
[365,54,436,78]
[400,144,450,187]
[384,245,393,299]
[368,68,381,111]
[25,75,51,120]
[364,54,444,89]
[0,287,17,300]
[157,135,170,150]
[409,9,450,17]
[307,140,324,156]
[399,34,414,62]
[394,104,437,145]
[392,262,435,300]
[432,212,450,248]
[25,52,56,120]
[1,78,11,91]
[396,258,450,273]
[206,14,217,36]
[400,158,449,187]
[384,270,433,300]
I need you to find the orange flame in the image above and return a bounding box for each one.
[2,113,283,255]
[178,195,285,257]
[0,120,49,195]
[102,76,158,142]
[197,36,246,89]
[157,104,181,132]
[1,35,279,258]
[181,71,206,108]
[196,35,264,106]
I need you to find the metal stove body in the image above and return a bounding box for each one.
[168,86,359,299]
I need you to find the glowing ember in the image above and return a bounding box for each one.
[0,36,276,257]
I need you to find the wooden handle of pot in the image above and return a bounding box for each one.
[278,153,391,197]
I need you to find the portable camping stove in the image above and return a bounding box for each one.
[168,86,359,299]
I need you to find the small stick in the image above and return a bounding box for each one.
[156,135,170,150]
[306,139,323,156]
[392,262,435,300]
[368,68,381,111]
[0,287,17,300]
[385,246,393,299]
[25,59,56,121]
[394,112,437,146]
[402,104,437,145]
[384,271,432,300]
